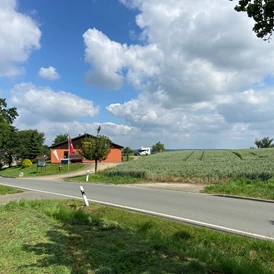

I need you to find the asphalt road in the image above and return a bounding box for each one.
[1,177,274,240]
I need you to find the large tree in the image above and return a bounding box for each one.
[0,99,18,168]
[152,141,165,153]
[0,98,18,147]
[232,0,274,41]
[52,133,68,146]
[17,129,46,161]
[0,98,18,124]
[0,126,19,168]
[79,127,112,173]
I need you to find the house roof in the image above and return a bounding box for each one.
[50,134,123,149]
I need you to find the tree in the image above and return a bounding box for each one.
[0,126,19,168]
[231,0,274,41]
[0,98,18,147]
[123,146,134,155]
[0,99,18,168]
[17,129,46,161]
[254,136,274,148]
[152,141,165,153]
[0,98,18,124]
[79,127,112,173]
[52,133,68,146]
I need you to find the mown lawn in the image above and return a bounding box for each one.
[0,199,273,274]
[0,163,85,178]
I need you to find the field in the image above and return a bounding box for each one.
[0,199,274,274]
[103,148,274,183]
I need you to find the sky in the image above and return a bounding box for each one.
[1,0,274,149]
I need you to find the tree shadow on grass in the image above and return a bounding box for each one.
[21,203,270,274]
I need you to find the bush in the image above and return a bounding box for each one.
[22,159,33,168]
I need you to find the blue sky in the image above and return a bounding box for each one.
[1,0,274,149]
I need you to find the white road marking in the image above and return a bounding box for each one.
[1,183,273,241]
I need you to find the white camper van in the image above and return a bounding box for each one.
[134,147,151,156]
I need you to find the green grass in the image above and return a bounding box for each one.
[103,148,274,183]
[0,199,274,273]
[0,163,85,178]
[0,185,22,195]
[122,155,135,161]
[67,172,143,184]
[204,179,274,200]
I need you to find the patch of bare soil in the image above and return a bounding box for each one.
[123,182,205,193]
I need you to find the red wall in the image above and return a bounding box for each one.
[50,148,122,164]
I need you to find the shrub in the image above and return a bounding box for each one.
[22,159,33,168]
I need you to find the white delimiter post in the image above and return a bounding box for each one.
[86,170,90,182]
[80,186,89,206]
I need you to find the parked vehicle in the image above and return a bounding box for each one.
[134,147,151,156]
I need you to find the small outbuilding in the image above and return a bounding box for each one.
[49,134,123,164]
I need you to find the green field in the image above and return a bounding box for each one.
[0,163,85,177]
[103,149,274,183]
[0,199,274,274]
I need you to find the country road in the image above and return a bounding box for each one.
[0,176,274,240]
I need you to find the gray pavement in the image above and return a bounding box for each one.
[1,176,274,240]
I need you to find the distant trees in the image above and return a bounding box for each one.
[52,133,68,146]
[152,141,165,153]
[123,146,134,155]
[0,98,49,168]
[79,127,112,173]
[254,137,274,148]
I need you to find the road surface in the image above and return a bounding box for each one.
[0,177,273,240]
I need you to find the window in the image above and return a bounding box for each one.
[64,151,69,158]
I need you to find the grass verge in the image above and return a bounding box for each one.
[0,163,85,178]
[67,172,143,184]
[0,199,274,273]
[0,185,22,195]
[204,179,274,200]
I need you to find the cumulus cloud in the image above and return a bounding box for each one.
[38,66,60,80]
[95,0,274,148]
[83,28,162,90]
[10,83,100,125]
[0,0,41,77]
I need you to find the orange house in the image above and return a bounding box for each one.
[50,134,123,164]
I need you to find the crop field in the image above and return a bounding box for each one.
[103,148,274,182]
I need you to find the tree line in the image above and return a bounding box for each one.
[0,98,49,168]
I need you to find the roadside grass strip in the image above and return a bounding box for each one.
[0,185,22,195]
[204,179,274,200]
[67,172,143,184]
[0,199,274,274]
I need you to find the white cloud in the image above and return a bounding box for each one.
[0,0,41,77]
[38,66,61,80]
[14,119,138,147]
[10,83,100,125]
[83,28,162,90]
[99,0,274,148]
